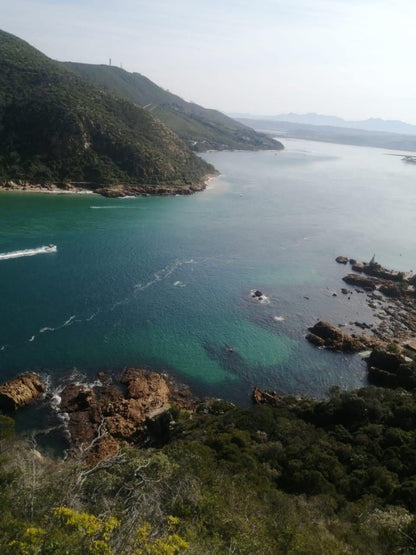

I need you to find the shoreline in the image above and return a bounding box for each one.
[0,172,220,198]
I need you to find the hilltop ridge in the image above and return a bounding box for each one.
[63,62,283,152]
[0,30,215,195]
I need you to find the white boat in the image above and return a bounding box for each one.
[0,244,57,260]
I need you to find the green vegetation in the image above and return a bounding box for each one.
[63,62,283,152]
[0,30,214,190]
[4,386,416,553]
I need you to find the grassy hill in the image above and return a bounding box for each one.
[0,30,214,193]
[63,62,283,152]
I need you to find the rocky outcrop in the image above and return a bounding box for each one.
[336,256,348,264]
[253,387,283,407]
[0,373,45,412]
[379,283,406,298]
[367,349,416,389]
[367,349,405,370]
[306,321,366,352]
[59,369,175,463]
[342,274,377,291]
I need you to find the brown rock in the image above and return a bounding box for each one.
[253,387,282,406]
[58,369,174,462]
[336,256,348,264]
[342,274,377,291]
[307,321,365,352]
[306,333,326,347]
[120,368,170,416]
[0,373,45,412]
[60,384,95,413]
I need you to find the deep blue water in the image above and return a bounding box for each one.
[1,139,416,405]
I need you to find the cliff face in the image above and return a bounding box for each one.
[0,30,214,192]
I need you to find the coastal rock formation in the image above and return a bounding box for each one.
[342,274,377,291]
[367,349,416,389]
[0,373,45,412]
[59,369,175,462]
[306,321,365,352]
[336,256,348,264]
[253,387,283,407]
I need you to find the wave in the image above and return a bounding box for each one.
[90,205,126,210]
[0,245,57,261]
[135,258,195,292]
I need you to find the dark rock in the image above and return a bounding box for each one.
[379,283,406,298]
[305,333,325,347]
[367,349,405,372]
[307,321,365,352]
[341,288,349,295]
[60,385,95,413]
[354,322,371,330]
[0,373,45,412]
[352,263,365,272]
[343,274,376,291]
[254,290,262,297]
[349,259,357,265]
[336,256,348,264]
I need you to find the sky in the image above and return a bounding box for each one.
[1,0,416,123]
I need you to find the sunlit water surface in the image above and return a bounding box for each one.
[1,139,416,412]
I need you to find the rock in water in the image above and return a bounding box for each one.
[342,274,377,291]
[306,321,365,352]
[336,256,348,264]
[0,373,45,412]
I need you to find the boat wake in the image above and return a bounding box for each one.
[0,245,57,261]
[134,259,195,292]
[2,257,197,347]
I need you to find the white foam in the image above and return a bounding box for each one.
[29,335,35,342]
[40,326,55,333]
[273,316,285,322]
[173,281,186,287]
[62,315,76,327]
[250,289,270,304]
[0,345,5,351]
[135,258,195,292]
[0,245,57,261]
[90,205,124,209]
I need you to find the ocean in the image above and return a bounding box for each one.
[1,138,416,406]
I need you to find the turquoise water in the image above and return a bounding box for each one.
[1,139,416,404]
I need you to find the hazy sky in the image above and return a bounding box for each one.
[1,0,416,122]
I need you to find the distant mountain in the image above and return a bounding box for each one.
[0,30,215,194]
[233,112,416,137]
[236,118,416,152]
[63,62,283,152]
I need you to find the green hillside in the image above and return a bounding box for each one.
[63,62,283,152]
[0,30,214,193]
